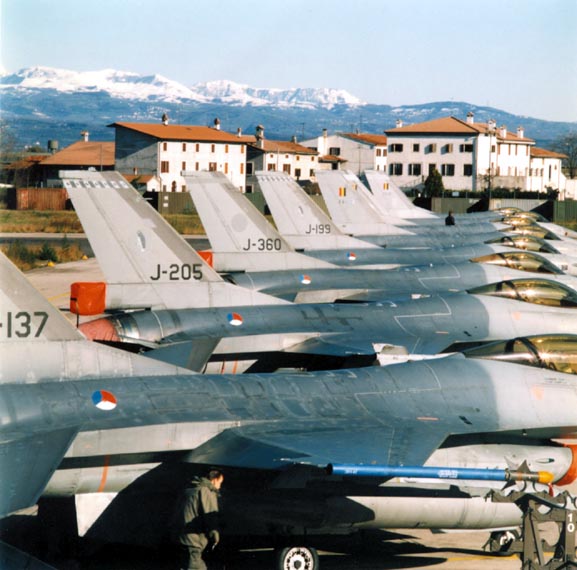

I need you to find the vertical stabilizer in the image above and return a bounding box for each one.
[315,171,415,236]
[184,171,335,270]
[0,251,83,342]
[256,172,380,250]
[364,170,438,220]
[63,171,285,308]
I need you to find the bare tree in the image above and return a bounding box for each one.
[551,132,577,179]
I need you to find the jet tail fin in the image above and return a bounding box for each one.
[364,170,438,220]
[256,172,380,250]
[184,171,295,254]
[315,170,414,236]
[63,171,285,308]
[0,251,83,342]
[184,171,334,270]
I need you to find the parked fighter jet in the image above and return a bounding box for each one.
[2,252,577,570]
[315,170,508,245]
[362,169,516,223]
[63,170,565,310]
[186,170,566,276]
[59,171,577,371]
[81,275,577,373]
[256,172,501,247]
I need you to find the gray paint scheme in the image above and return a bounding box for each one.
[2,253,577,525]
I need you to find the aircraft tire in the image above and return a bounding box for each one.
[275,545,319,570]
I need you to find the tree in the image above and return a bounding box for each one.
[551,132,577,179]
[423,168,444,198]
[0,120,19,164]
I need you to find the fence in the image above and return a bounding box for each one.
[10,188,69,210]
[6,187,575,225]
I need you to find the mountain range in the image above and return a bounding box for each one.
[1,66,575,150]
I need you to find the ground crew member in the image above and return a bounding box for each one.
[178,469,224,570]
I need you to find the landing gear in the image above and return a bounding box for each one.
[486,529,520,555]
[275,546,319,570]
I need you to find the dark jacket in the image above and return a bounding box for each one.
[178,477,220,548]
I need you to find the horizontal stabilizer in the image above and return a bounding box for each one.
[0,428,79,517]
[145,338,220,371]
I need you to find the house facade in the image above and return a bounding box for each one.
[110,120,249,192]
[385,114,541,193]
[528,147,568,196]
[246,126,319,192]
[300,130,388,175]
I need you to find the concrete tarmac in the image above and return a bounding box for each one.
[8,259,574,570]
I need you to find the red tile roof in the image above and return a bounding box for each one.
[40,141,115,166]
[251,140,318,155]
[531,147,567,159]
[386,116,534,143]
[4,154,50,169]
[319,155,347,163]
[110,122,248,143]
[341,133,388,146]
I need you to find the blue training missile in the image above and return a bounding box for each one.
[327,464,555,484]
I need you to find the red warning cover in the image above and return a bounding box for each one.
[198,250,213,267]
[70,282,106,315]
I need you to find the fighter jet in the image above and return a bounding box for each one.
[2,252,577,567]
[362,169,518,223]
[186,170,565,274]
[63,170,564,310]
[315,170,508,245]
[256,172,501,251]
[81,275,577,373]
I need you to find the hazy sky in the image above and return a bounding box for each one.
[2,0,576,122]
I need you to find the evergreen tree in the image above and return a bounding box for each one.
[424,168,444,198]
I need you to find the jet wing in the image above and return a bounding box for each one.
[185,419,449,472]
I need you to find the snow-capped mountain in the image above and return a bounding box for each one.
[0,66,363,109]
[1,66,574,148]
[192,79,364,108]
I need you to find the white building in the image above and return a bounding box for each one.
[385,114,538,193]
[246,126,319,192]
[300,130,388,175]
[110,120,249,192]
[529,147,568,196]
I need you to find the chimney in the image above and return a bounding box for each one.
[213,118,221,130]
[466,112,474,124]
[255,124,265,148]
[161,113,169,125]
[291,135,298,144]
[322,128,327,139]
[517,126,524,139]
[396,119,403,128]
[499,125,507,138]
[80,130,89,142]
[488,119,497,131]
[237,127,242,137]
